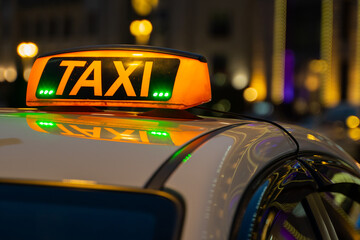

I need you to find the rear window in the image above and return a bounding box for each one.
[0,183,182,240]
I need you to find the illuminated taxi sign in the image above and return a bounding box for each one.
[26,45,211,109]
[36,58,178,101]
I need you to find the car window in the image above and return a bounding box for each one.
[256,199,319,240]
[0,183,183,240]
[299,155,360,239]
[232,155,360,240]
[299,155,360,187]
[320,191,360,239]
[233,160,320,240]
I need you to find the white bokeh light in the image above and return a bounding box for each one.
[231,72,249,90]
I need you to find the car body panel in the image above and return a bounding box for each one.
[287,124,359,171]
[165,122,297,239]
[0,108,239,187]
[165,122,360,240]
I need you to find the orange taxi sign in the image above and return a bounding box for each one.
[26,45,211,109]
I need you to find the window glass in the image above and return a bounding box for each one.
[320,191,360,239]
[299,155,360,186]
[235,160,319,240]
[0,183,182,240]
[263,201,317,240]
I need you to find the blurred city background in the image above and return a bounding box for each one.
[0,0,359,160]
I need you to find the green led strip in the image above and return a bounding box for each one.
[182,154,192,163]
[38,121,55,127]
[38,89,55,96]
[153,92,170,98]
[150,131,168,136]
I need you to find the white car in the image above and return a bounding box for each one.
[1,45,359,240]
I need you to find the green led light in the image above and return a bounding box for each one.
[152,91,170,98]
[182,154,192,163]
[150,131,169,137]
[38,89,55,97]
[38,121,55,127]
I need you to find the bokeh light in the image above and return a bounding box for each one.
[348,128,360,141]
[0,67,5,82]
[17,42,38,58]
[213,72,227,87]
[130,19,153,44]
[212,99,231,112]
[130,20,153,36]
[346,115,360,129]
[309,59,327,73]
[243,87,258,102]
[232,72,249,90]
[305,74,320,91]
[4,67,17,82]
[132,0,158,16]
[294,98,307,115]
[253,101,274,116]
[23,67,32,81]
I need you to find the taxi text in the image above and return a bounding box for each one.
[56,60,153,97]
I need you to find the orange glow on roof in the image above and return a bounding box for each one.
[26,113,207,146]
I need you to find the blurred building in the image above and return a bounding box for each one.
[155,0,359,116]
[153,0,269,114]
[0,0,359,114]
[0,0,132,106]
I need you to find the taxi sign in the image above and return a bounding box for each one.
[26,45,211,109]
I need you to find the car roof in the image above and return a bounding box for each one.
[1,108,357,188]
[0,108,243,187]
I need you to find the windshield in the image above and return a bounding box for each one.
[0,183,182,240]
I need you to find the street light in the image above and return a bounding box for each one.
[132,0,158,16]
[130,20,153,44]
[17,42,38,58]
[17,42,38,81]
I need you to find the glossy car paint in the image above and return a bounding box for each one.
[164,122,359,239]
[0,108,239,187]
[165,122,298,239]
